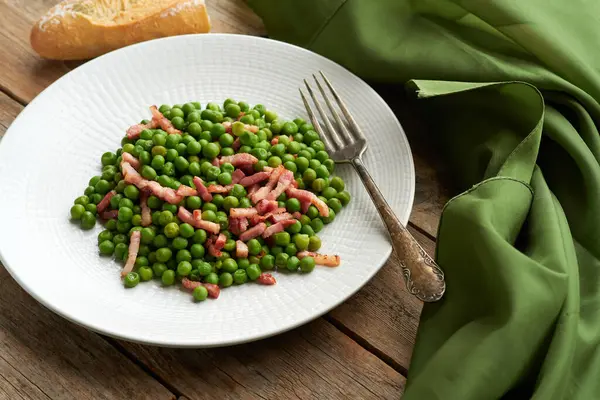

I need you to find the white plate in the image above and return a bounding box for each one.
[0,34,414,347]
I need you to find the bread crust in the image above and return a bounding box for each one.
[31,0,211,60]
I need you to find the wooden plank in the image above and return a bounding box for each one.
[206,0,266,36]
[117,318,405,399]
[0,268,176,399]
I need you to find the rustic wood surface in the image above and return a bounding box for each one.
[0,0,449,398]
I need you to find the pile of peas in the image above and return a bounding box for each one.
[69,99,351,302]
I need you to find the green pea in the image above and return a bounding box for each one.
[321,187,337,200]
[135,256,149,267]
[283,198,300,213]
[188,122,203,138]
[186,108,201,123]
[105,219,118,231]
[101,151,117,166]
[271,143,286,157]
[294,234,310,251]
[91,193,104,205]
[307,235,322,252]
[223,239,236,252]
[305,205,318,219]
[136,266,152,282]
[176,261,192,277]
[303,130,320,144]
[83,186,95,196]
[301,224,316,236]
[160,269,175,286]
[153,132,167,147]
[185,140,200,156]
[310,218,324,233]
[239,114,255,124]
[300,256,316,273]
[284,243,297,256]
[217,272,232,287]
[202,142,220,159]
[225,103,241,118]
[124,272,140,288]
[156,247,172,262]
[157,210,172,226]
[165,150,178,164]
[175,250,191,264]
[70,204,85,220]
[282,122,298,136]
[152,263,167,277]
[97,230,113,243]
[236,258,249,270]
[311,178,327,192]
[243,239,258,256]
[239,197,252,208]
[85,203,97,215]
[171,237,187,250]
[295,157,310,173]
[286,256,300,272]
[336,190,351,206]
[272,232,289,247]
[98,240,115,255]
[205,272,219,285]
[260,254,275,270]
[187,244,204,259]
[303,168,317,183]
[116,220,131,233]
[323,159,336,173]
[293,133,304,143]
[326,197,342,213]
[268,156,282,168]
[164,222,179,238]
[286,220,302,234]
[220,258,237,273]
[80,211,96,230]
[254,160,268,172]
[287,141,301,155]
[138,228,154,245]
[275,253,290,268]
[218,172,232,185]
[113,234,128,245]
[233,269,248,285]
[193,286,209,301]
[222,196,239,211]
[113,242,127,260]
[122,185,138,201]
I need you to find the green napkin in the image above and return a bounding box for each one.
[248,0,600,398]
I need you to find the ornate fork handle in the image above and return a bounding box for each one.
[352,157,446,302]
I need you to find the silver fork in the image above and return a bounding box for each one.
[300,72,446,302]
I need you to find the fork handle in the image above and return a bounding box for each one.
[351,157,446,302]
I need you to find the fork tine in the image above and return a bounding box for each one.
[319,71,367,142]
[303,79,345,150]
[312,74,354,145]
[298,89,335,152]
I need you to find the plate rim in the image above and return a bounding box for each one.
[0,33,415,347]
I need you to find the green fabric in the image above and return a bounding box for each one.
[247,1,600,399]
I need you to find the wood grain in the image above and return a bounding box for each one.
[117,318,405,399]
[0,267,175,399]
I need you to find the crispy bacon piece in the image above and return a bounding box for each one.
[100,210,119,220]
[266,169,294,201]
[232,169,246,184]
[207,237,222,257]
[97,190,116,214]
[292,212,303,220]
[239,222,267,241]
[140,191,152,227]
[193,177,212,202]
[286,187,329,217]
[230,208,258,218]
[217,153,259,167]
[257,273,276,285]
[236,240,249,258]
[262,220,297,238]
[239,171,271,187]
[214,234,227,250]
[255,199,278,215]
[150,105,181,135]
[251,166,285,203]
[248,184,260,195]
[232,137,241,151]
[207,184,233,193]
[181,278,221,299]
[176,185,197,197]
[270,212,294,223]
[121,152,141,170]
[121,162,183,204]
[126,120,158,140]
[121,231,141,277]
[192,209,221,234]
[249,207,287,225]
[301,200,311,213]
[297,251,341,267]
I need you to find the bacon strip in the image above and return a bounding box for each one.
[140,191,152,227]
[249,207,287,225]
[193,177,212,202]
[292,212,303,220]
[266,169,294,201]
[230,208,258,218]
[232,137,241,151]
[231,169,246,184]
[126,120,158,140]
[236,240,249,258]
[97,190,116,214]
[252,166,285,203]
[181,278,221,299]
[248,184,260,196]
[262,220,297,238]
[214,234,227,250]
[239,222,267,241]
[286,187,329,217]
[207,238,222,257]
[257,273,276,285]
[101,210,119,220]
[270,212,294,223]
[217,153,259,167]
[297,251,341,267]
[192,209,221,234]
[121,161,183,204]
[207,184,234,193]
[239,171,271,187]
[121,231,141,277]
[176,185,197,197]
[121,152,141,170]
[150,105,181,135]
[255,199,278,215]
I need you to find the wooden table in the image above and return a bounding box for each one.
[0,1,449,398]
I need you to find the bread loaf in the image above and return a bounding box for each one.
[31,0,211,60]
